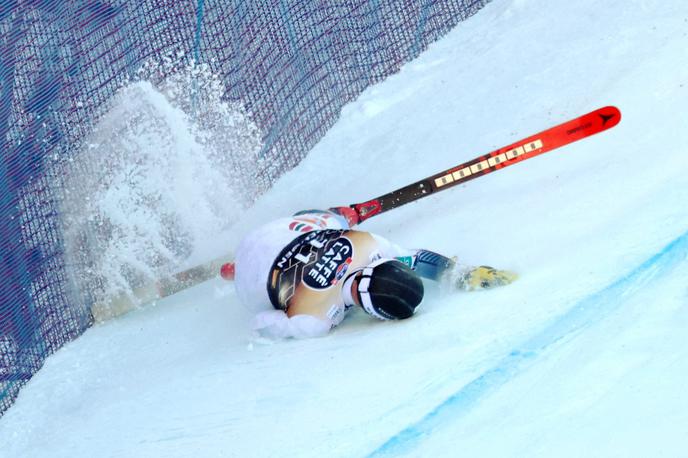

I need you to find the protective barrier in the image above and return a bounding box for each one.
[0,0,489,415]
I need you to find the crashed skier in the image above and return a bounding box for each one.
[224,207,516,339]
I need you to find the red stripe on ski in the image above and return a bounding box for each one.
[353,106,621,223]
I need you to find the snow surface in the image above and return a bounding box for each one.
[2,0,688,456]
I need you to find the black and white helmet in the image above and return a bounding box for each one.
[344,259,424,320]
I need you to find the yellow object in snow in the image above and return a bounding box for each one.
[460,266,518,291]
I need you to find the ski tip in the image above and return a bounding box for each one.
[597,105,622,129]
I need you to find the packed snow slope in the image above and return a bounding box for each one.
[2,0,688,457]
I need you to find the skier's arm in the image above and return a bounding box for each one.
[380,239,517,290]
[369,233,455,281]
[379,239,517,290]
[409,249,457,281]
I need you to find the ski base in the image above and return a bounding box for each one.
[353,106,621,222]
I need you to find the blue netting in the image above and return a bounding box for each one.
[0,0,490,415]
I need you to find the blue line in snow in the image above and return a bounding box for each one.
[368,229,688,457]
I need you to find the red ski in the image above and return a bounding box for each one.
[351,106,621,223]
[222,106,621,281]
[118,107,621,298]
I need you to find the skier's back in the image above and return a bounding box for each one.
[232,208,515,338]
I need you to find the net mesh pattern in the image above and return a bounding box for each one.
[0,0,489,415]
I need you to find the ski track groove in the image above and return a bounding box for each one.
[367,229,688,457]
